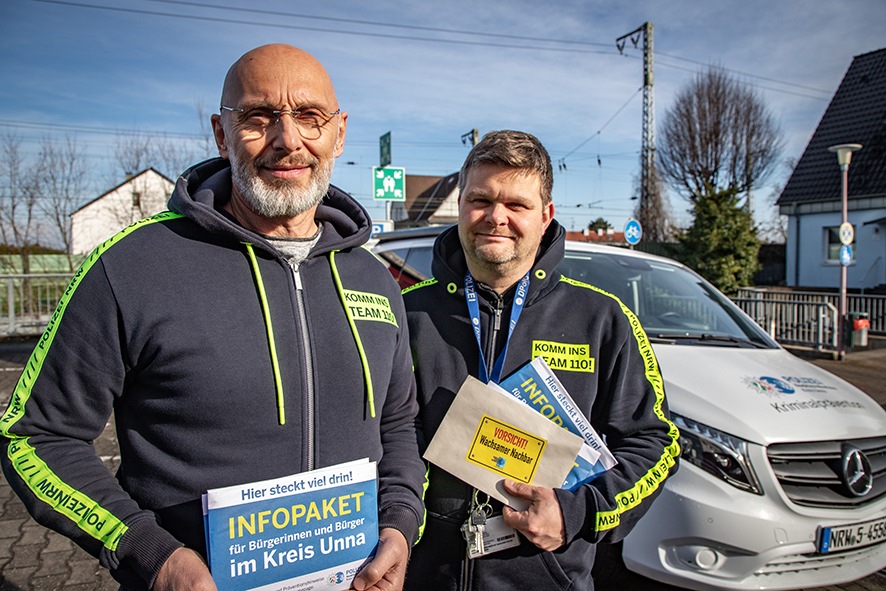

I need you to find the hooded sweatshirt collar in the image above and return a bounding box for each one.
[431,220,567,304]
[168,157,371,257]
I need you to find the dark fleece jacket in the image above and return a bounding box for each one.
[0,158,425,589]
[403,223,679,591]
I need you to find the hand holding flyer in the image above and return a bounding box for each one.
[423,376,584,511]
[497,356,617,490]
[202,459,378,591]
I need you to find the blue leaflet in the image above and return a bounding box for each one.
[203,460,378,591]
[498,358,617,491]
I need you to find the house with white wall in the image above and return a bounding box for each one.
[777,47,886,292]
[70,168,174,255]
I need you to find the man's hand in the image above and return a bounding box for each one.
[153,547,218,591]
[352,527,409,591]
[501,480,566,551]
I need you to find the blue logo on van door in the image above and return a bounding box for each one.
[758,377,796,394]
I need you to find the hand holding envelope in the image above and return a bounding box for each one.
[423,376,584,511]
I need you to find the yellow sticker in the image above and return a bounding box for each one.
[531,340,595,373]
[342,290,398,327]
[466,416,546,484]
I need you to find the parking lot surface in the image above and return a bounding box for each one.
[0,337,884,590]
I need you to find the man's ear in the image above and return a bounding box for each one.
[211,114,228,158]
[542,201,555,231]
[333,111,348,158]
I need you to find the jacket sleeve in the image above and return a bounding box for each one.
[0,255,182,590]
[373,278,426,548]
[556,304,680,545]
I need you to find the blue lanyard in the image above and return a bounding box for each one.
[464,271,530,384]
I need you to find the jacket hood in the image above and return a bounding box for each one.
[168,157,371,256]
[430,220,566,302]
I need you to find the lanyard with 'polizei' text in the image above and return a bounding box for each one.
[464,271,530,384]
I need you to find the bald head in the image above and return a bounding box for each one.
[220,44,339,112]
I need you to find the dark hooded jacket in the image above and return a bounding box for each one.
[402,223,680,591]
[0,158,425,589]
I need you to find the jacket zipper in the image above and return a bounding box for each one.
[292,266,316,470]
[490,294,504,373]
[462,290,505,589]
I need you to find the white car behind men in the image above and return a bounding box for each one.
[372,226,886,591]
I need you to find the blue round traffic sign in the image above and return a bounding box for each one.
[840,244,853,267]
[624,219,642,245]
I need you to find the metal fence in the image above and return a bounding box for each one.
[1,275,883,354]
[733,296,838,352]
[0,274,72,337]
[737,288,886,335]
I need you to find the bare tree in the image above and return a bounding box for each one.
[106,102,217,228]
[0,134,42,275]
[37,136,90,269]
[112,100,216,184]
[194,99,218,159]
[113,132,155,180]
[107,132,187,228]
[658,67,784,205]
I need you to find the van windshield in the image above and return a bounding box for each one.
[558,251,775,349]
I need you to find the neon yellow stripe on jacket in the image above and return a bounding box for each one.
[401,277,438,295]
[0,211,184,550]
[559,276,681,532]
[7,438,128,549]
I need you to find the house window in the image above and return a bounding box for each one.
[132,191,141,209]
[824,226,854,263]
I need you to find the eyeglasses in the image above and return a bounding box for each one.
[220,105,342,141]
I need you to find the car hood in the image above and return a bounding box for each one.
[653,345,886,444]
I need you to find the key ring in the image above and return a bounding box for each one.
[471,489,492,517]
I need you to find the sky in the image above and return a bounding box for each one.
[1,0,884,242]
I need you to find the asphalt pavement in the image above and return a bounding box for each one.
[0,337,884,591]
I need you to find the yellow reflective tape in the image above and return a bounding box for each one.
[7,438,128,550]
[559,275,681,532]
[401,277,438,296]
[0,212,182,549]
[1,211,183,434]
[342,289,398,327]
[416,462,430,544]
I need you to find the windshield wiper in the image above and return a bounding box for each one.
[651,333,768,348]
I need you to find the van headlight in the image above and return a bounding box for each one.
[672,413,762,495]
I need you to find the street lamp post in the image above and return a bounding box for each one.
[827,143,862,361]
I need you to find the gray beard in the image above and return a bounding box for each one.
[229,152,334,218]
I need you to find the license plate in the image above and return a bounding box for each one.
[818,515,886,553]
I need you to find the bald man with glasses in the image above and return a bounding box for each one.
[1,44,424,591]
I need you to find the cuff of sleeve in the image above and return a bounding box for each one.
[379,504,422,548]
[555,487,591,544]
[113,515,184,588]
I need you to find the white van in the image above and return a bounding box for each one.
[372,227,886,591]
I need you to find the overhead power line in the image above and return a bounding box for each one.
[29,0,616,55]
[617,49,833,99]
[143,0,614,48]
[654,50,833,95]
[559,87,643,164]
[27,0,841,100]
[0,119,206,140]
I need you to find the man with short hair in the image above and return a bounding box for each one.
[1,44,424,591]
[403,130,680,590]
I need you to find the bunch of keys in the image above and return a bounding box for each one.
[461,490,492,558]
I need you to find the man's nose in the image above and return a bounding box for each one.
[269,114,305,151]
[485,202,508,225]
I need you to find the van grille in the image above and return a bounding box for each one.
[767,436,886,508]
